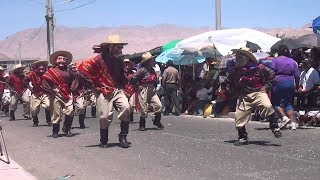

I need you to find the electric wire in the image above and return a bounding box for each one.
[22,21,46,46]
[55,0,97,12]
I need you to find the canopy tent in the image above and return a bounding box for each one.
[312,16,320,35]
[176,28,281,56]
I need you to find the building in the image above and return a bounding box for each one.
[0,52,40,72]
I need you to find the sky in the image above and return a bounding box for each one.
[0,0,319,40]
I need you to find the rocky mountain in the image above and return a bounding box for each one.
[0,24,314,61]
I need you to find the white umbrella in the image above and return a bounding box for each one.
[176,28,280,56]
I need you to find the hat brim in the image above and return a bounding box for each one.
[49,50,73,66]
[232,49,258,63]
[140,55,156,65]
[13,66,26,72]
[31,60,49,69]
[123,60,135,67]
[100,42,128,46]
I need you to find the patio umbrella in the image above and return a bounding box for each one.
[271,38,311,50]
[161,39,181,52]
[176,28,280,56]
[296,33,320,47]
[312,16,320,35]
[155,48,206,65]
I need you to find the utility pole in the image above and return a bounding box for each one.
[45,0,54,60]
[18,42,22,64]
[215,0,221,30]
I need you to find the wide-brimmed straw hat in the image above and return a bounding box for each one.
[123,59,135,67]
[140,52,156,65]
[49,50,73,65]
[232,47,258,63]
[100,35,128,46]
[31,60,48,69]
[13,64,26,72]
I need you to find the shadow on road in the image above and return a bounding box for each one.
[46,132,81,138]
[224,140,281,146]
[85,142,131,148]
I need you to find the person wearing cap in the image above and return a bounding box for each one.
[25,60,51,127]
[226,47,282,146]
[162,60,181,116]
[130,52,164,131]
[78,35,131,148]
[123,59,137,123]
[7,64,30,120]
[42,50,78,138]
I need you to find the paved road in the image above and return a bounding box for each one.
[1,105,320,180]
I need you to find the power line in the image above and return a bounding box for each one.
[22,21,46,46]
[27,0,45,5]
[55,0,97,12]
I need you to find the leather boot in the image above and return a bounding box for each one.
[234,126,249,146]
[45,110,52,126]
[32,115,39,127]
[99,129,109,148]
[153,113,164,129]
[268,113,282,138]
[79,114,86,129]
[91,106,96,118]
[119,121,130,148]
[63,115,73,137]
[138,116,146,131]
[9,110,15,121]
[129,112,134,123]
[52,123,60,138]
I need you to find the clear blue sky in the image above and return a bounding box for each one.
[0,0,319,40]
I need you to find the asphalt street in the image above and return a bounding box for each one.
[1,105,320,180]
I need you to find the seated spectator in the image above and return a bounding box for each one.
[195,82,213,116]
[297,59,320,108]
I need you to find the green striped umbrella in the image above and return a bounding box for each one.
[161,39,182,52]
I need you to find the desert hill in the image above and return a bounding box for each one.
[0,24,314,61]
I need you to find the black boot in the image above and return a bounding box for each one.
[234,126,249,146]
[99,129,109,148]
[9,110,15,121]
[3,104,9,116]
[79,114,86,129]
[63,115,74,137]
[119,121,130,148]
[138,116,146,131]
[45,110,52,126]
[52,123,60,138]
[268,113,282,138]
[153,113,164,129]
[32,115,39,127]
[129,112,134,123]
[91,106,96,118]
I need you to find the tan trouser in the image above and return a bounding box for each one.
[128,94,135,113]
[138,85,162,118]
[51,95,74,124]
[75,93,86,115]
[235,91,274,128]
[30,94,51,116]
[10,91,30,116]
[96,89,130,129]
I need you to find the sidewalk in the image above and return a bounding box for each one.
[0,158,37,180]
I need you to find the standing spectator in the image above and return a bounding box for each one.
[270,45,300,130]
[162,60,180,116]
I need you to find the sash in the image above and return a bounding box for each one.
[10,74,26,94]
[42,67,71,101]
[78,55,118,96]
[27,71,44,96]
